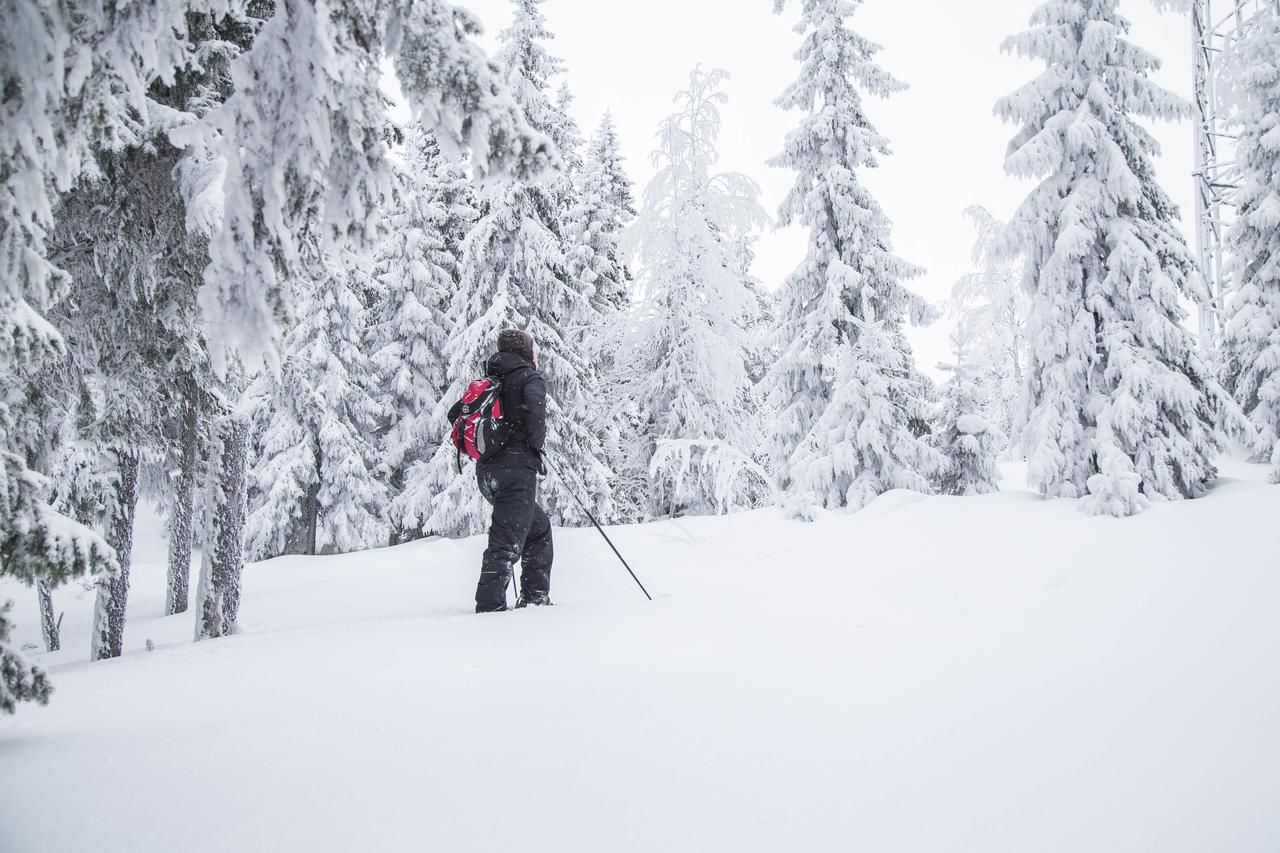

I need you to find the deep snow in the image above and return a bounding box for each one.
[2,462,1278,852]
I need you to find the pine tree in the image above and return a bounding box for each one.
[435,0,611,534]
[33,8,258,656]
[935,341,1005,497]
[569,114,636,320]
[996,0,1225,516]
[550,82,586,219]
[626,67,773,516]
[1220,9,1280,483]
[569,114,640,519]
[90,452,140,661]
[588,114,636,220]
[768,0,941,510]
[375,125,477,542]
[193,0,558,374]
[246,248,389,559]
[32,139,201,660]
[195,410,249,641]
[0,0,205,707]
[158,11,260,617]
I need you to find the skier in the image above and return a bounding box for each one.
[450,329,554,612]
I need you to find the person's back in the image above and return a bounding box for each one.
[452,330,553,612]
[480,347,546,474]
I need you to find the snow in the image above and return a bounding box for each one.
[2,464,1279,851]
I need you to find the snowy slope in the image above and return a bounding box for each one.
[2,464,1279,852]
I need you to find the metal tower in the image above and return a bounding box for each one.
[1191,0,1278,351]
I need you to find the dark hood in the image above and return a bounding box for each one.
[486,351,535,378]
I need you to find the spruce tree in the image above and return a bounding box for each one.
[192,0,558,373]
[195,410,250,641]
[32,10,261,656]
[1220,10,1280,483]
[935,343,1005,497]
[626,67,773,516]
[0,0,201,706]
[568,114,636,320]
[768,0,941,510]
[376,125,477,542]
[570,114,639,519]
[245,248,389,558]
[996,0,1225,515]
[436,0,611,534]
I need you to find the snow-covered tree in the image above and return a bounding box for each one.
[0,0,210,704]
[767,0,941,510]
[935,341,1005,497]
[945,206,1028,450]
[246,248,388,559]
[550,82,586,218]
[26,9,261,656]
[1220,9,1280,483]
[625,67,773,517]
[2,0,557,696]
[996,0,1225,516]
[568,114,635,321]
[195,409,249,641]
[29,139,202,660]
[430,0,611,535]
[375,126,477,542]
[188,0,559,374]
[565,114,640,519]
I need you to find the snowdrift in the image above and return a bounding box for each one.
[2,463,1278,852]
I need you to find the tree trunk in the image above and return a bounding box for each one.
[91,451,140,661]
[166,395,200,615]
[37,581,59,652]
[196,415,249,640]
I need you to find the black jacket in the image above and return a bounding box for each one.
[451,351,547,469]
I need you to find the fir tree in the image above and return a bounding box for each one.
[935,341,1005,497]
[996,0,1225,516]
[195,410,250,641]
[34,143,197,661]
[192,0,558,374]
[567,114,635,320]
[768,0,941,510]
[434,0,611,534]
[245,248,389,558]
[626,67,773,516]
[30,9,261,656]
[0,0,204,707]
[376,126,477,542]
[1220,10,1280,483]
[550,82,586,219]
[568,114,639,519]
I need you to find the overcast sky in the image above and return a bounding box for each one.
[425,0,1197,374]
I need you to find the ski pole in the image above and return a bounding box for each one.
[542,457,653,602]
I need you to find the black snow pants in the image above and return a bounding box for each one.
[476,463,553,612]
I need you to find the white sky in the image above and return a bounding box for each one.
[431,0,1197,374]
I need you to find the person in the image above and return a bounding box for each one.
[452,329,554,613]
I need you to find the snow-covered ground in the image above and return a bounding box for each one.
[2,464,1278,852]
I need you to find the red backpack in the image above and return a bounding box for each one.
[450,376,515,466]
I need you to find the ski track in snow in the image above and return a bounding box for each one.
[2,462,1279,852]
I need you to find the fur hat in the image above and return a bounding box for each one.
[497,329,536,365]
